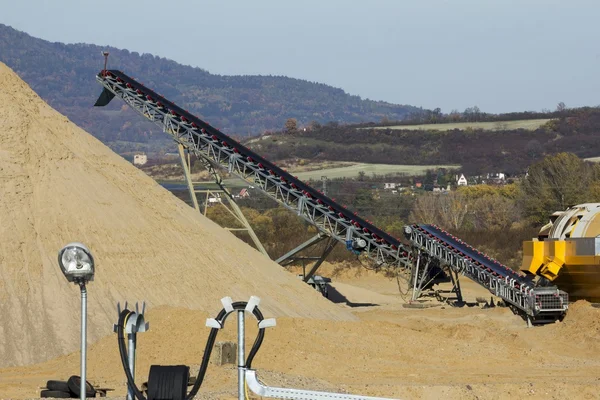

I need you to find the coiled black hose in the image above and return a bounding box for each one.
[117,301,266,400]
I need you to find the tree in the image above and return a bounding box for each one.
[409,192,469,230]
[519,153,599,224]
[449,109,462,122]
[437,192,469,230]
[409,194,438,225]
[424,170,436,185]
[352,188,374,215]
[308,120,321,130]
[470,195,516,231]
[430,108,442,123]
[556,102,567,112]
[284,118,298,133]
[525,139,543,158]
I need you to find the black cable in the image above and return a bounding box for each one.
[185,326,220,399]
[117,301,269,400]
[245,306,265,368]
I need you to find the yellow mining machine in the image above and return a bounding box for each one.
[522,203,600,301]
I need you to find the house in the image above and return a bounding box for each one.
[384,183,402,190]
[239,188,250,198]
[485,172,506,184]
[207,193,222,206]
[133,153,147,166]
[456,174,468,186]
[415,181,423,189]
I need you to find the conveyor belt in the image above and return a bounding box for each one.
[94,69,568,322]
[420,225,524,283]
[405,224,568,321]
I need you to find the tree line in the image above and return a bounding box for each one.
[353,102,575,127]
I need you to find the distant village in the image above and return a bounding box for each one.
[383,172,509,195]
[132,152,511,203]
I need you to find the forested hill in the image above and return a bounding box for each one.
[0,24,418,144]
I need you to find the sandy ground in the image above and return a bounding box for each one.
[0,62,352,369]
[1,270,599,399]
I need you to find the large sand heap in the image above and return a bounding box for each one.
[0,62,353,368]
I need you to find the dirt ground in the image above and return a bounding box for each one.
[1,264,599,400]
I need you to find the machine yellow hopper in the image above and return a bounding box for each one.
[522,203,600,301]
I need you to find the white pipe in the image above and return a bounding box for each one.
[245,369,400,400]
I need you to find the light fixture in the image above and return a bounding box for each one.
[58,242,95,400]
[58,243,95,283]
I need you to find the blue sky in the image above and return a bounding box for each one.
[1,0,598,113]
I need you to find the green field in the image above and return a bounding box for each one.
[162,163,459,190]
[368,119,552,132]
[293,163,459,181]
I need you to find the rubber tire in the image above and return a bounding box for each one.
[40,390,71,398]
[67,375,96,397]
[46,380,69,392]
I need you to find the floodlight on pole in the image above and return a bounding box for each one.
[58,243,95,400]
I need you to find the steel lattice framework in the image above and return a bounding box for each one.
[95,70,568,322]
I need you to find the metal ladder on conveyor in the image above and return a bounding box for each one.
[94,70,568,323]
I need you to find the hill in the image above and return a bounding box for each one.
[0,24,418,148]
[249,108,600,174]
[0,61,353,368]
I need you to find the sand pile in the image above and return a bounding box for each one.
[0,62,353,368]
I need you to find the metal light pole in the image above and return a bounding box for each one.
[79,281,87,399]
[58,243,95,400]
[237,309,245,400]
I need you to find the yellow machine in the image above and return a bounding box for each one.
[522,203,600,301]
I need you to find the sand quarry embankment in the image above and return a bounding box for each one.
[0,61,353,369]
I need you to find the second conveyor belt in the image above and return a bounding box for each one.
[405,224,568,321]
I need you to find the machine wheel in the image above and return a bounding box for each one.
[40,390,71,398]
[67,375,96,397]
[46,380,69,392]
